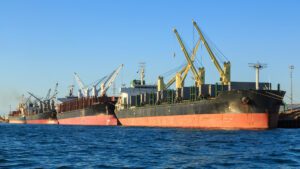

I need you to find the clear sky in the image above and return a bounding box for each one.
[0,0,299,115]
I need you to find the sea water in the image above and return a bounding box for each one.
[0,124,300,168]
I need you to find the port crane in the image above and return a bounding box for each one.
[193,20,231,85]
[100,64,124,96]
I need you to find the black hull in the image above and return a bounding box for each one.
[116,90,285,129]
[57,103,115,120]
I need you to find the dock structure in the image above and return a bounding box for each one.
[278,104,300,128]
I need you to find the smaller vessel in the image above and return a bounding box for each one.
[56,96,118,126]
[278,105,300,128]
[8,84,59,124]
[8,101,58,124]
[56,65,123,126]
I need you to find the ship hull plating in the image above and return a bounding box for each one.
[8,117,26,124]
[119,113,272,129]
[58,114,117,126]
[9,111,58,124]
[57,103,118,126]
[116,90,285,129]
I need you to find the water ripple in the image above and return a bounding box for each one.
[1,124,300,168]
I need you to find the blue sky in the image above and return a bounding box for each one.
[0,0,299,114]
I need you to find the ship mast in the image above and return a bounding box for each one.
[249,62,267,90]
[140,62,145,85]
[289,65,294,111]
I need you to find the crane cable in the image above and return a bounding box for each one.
[201,30,229,63]
[161,63,185,78]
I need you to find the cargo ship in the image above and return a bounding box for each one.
[56,65,123,126]
[8,84,59,124]
[8,100,58,124]
[115,83,285,129]
[115,21,285,129]
[56,96,118,126]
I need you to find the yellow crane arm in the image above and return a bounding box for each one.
[164,39,201,89]
[165,68,184,89]
[193,21,224,76]
[181,38,201,82]
[174,29,201,86]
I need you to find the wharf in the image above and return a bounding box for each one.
[278,106,300,128]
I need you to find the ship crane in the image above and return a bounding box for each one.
[27,92,46,113]
[158,36,204,93]
[74,72,90,97]
[163,38,203,88]
[193,20,231,85]
[28,85,59,103]
[27,83,59,112]
[173,28,203,88]
[45,89,51,100]
[91,76,107,97]
[51,82,59,99]
[46,82,59,100]
[28,92,43,103]
[20,95,32,111]
[100,64,124,96]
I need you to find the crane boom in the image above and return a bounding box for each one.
[174,28,201,87]
[45,89,51,100]
[74,72,89,97]
[49,83,59,100]
[193,20,230,85]
[101,64,124,96]
[181,39,201,83]
[94,76,108,87]
[91,76,107,97]
[27,92,43,103]
[74,73,86,91]
[164,38,201,89]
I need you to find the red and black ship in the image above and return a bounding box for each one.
[115,85,285,129]
[56,65,123,126]
[8,101,58,124]
[115,20,285,129]
[56,96,118,126]
[8,84,59,125]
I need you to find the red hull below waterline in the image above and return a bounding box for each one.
[118,113,273,129]
[58,114,118,126]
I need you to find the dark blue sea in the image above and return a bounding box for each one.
[1,124,300,169]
